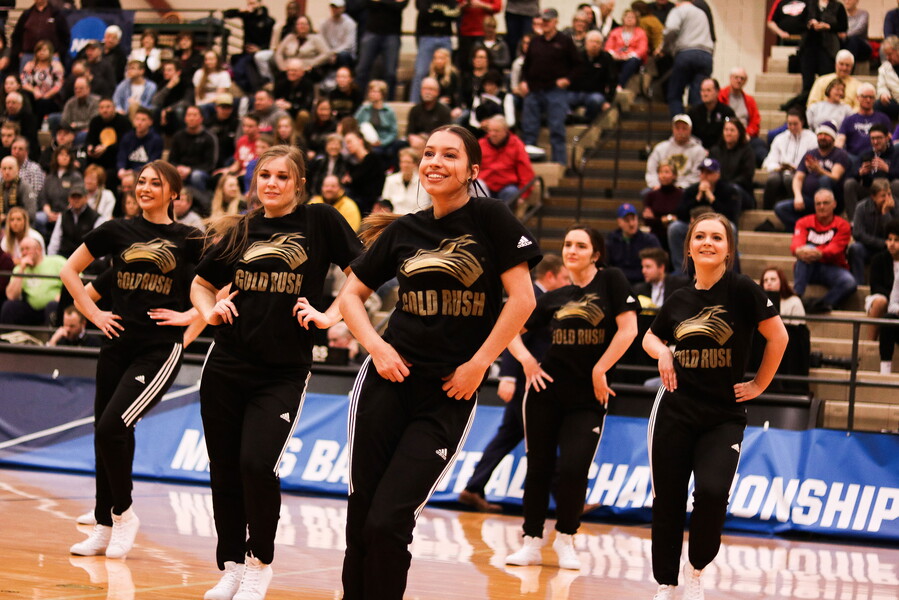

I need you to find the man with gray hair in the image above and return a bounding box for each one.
[718,66,767,164]
[478,115,535,203]
[876,35,899,120]
[791,187,856,313]
[102,24,127,80]
[568,30,615,123]
[836,83,891,164]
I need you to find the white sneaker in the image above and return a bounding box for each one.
[505,535,544,566]
[683,566,704,600]
[70,524,111,556]
[105,507,140,559]
[233,555,273,600]
[552,533,582,570]
[653,584,676,599]
[76,510,97,525]
[205,562,245,600]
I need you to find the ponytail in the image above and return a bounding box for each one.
[358,212,402,247]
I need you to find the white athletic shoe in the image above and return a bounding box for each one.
[683,566,705,600]
[204,561,245,600]
[105,507,140,559]
[552,533,582,570]
[652,584,676,599]
[70,524,112,556]
[505,535,544,566]
[233,555,273,600]
[76,510,97,525]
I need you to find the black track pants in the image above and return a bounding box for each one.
[200,345,310,568]
[521,384,604,538]
[342,358,477,600]
[464,386,524,497]
[93,341,183,526]
[647,388,746,585]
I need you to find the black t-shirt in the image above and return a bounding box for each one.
[195,203,362,368]
[83,216,203,345]
[526,267,638,381]
[351,197,542,378]
[650,271,779,403]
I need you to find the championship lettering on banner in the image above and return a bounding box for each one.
[64,10,135,58]
[1,372,898,542]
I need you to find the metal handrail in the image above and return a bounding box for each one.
[503,175,545,225]
[570,105,624,222]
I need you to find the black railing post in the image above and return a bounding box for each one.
[847,321,860,431]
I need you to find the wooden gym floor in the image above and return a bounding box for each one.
[1,467,897,600]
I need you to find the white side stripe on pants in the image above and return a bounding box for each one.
[346,356,372,495]
[414,395,478,519]
[121,343,183,427]
[274,371,312,476]
[646,385,666,499]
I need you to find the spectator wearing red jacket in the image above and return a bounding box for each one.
[718,67,767,166]
[604,9,649,91]
[790,188,857,313]
[477,115,534,203]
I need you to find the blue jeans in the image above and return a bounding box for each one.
[355,32,401,99]
[667,49,713,116]
[504,12,532,65]
[616,57,643,88]
[186,169,211,191]
[793,259,857,307]
[409,36,452,104]
[567,90,607,122]
[774,177,834,231]
[847,242,876,285]
[522,87,569,165]
[494,184,520,203]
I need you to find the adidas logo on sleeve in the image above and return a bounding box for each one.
[280,412,291,422]
[435,448,448,460]
[517,236,533,248]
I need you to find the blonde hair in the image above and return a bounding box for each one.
[427,48,457,90]
[683,212,736,272]
[210,174,244,219]
[205,145,306,261]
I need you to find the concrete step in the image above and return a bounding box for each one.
[738,231,793,256]
[821,400,899,432]
[741,254,795,280]
[811,337,880,371]
[740,209,779,231]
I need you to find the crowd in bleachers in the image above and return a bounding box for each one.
[4,0,899,373]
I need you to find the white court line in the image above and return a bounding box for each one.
[0,383,200,451]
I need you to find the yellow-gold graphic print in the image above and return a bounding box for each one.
[554,293,605,326]
[400,234,484,287]
[121,239,178,274]
[242,233,308,269]
[674,305,733,346]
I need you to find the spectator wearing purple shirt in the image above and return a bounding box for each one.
[837,83,892,165]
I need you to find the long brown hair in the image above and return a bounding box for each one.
[204,145,306,261]
[760,267,795,299]
[359,125,481,246]
[137,160,181,221]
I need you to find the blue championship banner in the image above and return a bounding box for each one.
[2,372,898,542]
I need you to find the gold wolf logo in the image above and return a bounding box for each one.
[674,305,733,345]
[400,234,484,287]
[554,293,605,326]
[242,233,308,270]
[121,239,178,274]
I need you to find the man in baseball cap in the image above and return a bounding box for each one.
[607,202,662,284]
[645,113,707,192]
[774,119,852,230]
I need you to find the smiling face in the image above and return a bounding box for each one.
[135,166,171,215]
[835,55,854,78]
[688,217,730,270]
[562,228,599,273]
[419,129,477,198]
[255,155,301,216]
